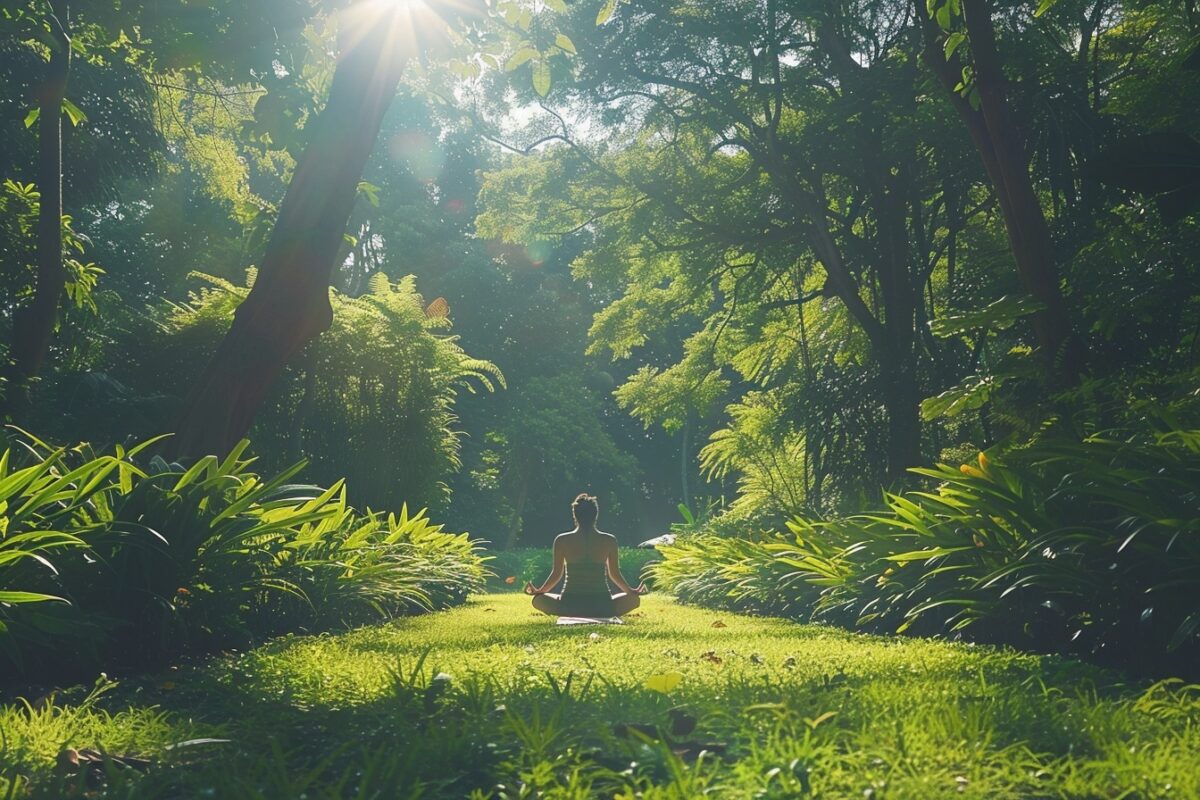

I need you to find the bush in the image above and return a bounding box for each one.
[93,271,502,513]
[651,429,1200,677]
[0,434,485,685]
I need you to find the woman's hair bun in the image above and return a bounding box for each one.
[572,493,599,523]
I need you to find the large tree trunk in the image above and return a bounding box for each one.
[6,1,70,412]
[873,162,923,482]
[504,472,529,550]
[880,354,923,484]
[168,9,407,458]
[920,0,1087,384]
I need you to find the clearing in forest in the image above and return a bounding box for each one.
[3,594,1197,798]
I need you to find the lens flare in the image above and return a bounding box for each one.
[338,0,483,68]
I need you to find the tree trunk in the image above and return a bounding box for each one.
[880,353,923,484]
[504,473,529,550]
[679,415,691,506]
[167,8,407,458]
[6,2,70,412]
[920,0,1087,384]
[872,162,923,482]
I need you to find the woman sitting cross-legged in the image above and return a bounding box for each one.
[524,493,647,618]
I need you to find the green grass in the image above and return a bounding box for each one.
[2,594,1198,798]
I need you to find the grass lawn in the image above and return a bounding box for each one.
[2,593,1197,798]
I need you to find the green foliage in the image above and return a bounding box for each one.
[0,179,103,317]
[103,271,501,511]
[653,430,1200,676]
[0,434,485,683]
[928,295,1047,339]
[699,390,811,519]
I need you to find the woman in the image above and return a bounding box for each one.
[524,494,647,618]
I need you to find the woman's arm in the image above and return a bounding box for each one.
[605,542,646,595]
[525,536,567,595]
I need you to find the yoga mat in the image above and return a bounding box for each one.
[556,616,624,625]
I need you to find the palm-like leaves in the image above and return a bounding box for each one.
[0,435,486,680]
[653,431,1200,671]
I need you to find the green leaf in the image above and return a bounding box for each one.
[1168,611,1200,652]
[505,46,539,71]
[920,374,998,421]
[596,0,618,25]
[1033,0,1056,16]
[943,32,966,59]
[23,107,39,128]
[555,33,577,54]
[967,86,981,111]
[357,181,381,207]
[532,60,552,97]
[929,295,1046,338]
[886,546,973,562]
[448,58,481,79]
[935,3,951,29]
[0,590,67,605]
[61,97,87,127]
[543,0,568,11]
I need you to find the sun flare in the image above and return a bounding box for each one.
[339,0,481,68]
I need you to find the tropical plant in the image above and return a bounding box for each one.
[101,270,503,512]
[652,428,1200,676]
[0,433,486,683]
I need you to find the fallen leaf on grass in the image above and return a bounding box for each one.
[711,620,727,628]
[700,650,723,665]
[644,671,683,694]
[505,576,516,584]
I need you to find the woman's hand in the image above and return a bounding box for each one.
[524,581,539,596]
[634,582,649,595]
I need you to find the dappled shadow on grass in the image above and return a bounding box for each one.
[6,593,1198,799]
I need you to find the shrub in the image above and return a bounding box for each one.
[651,430,1200,677]
[96,271,502,513]
[0,434,485,684]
